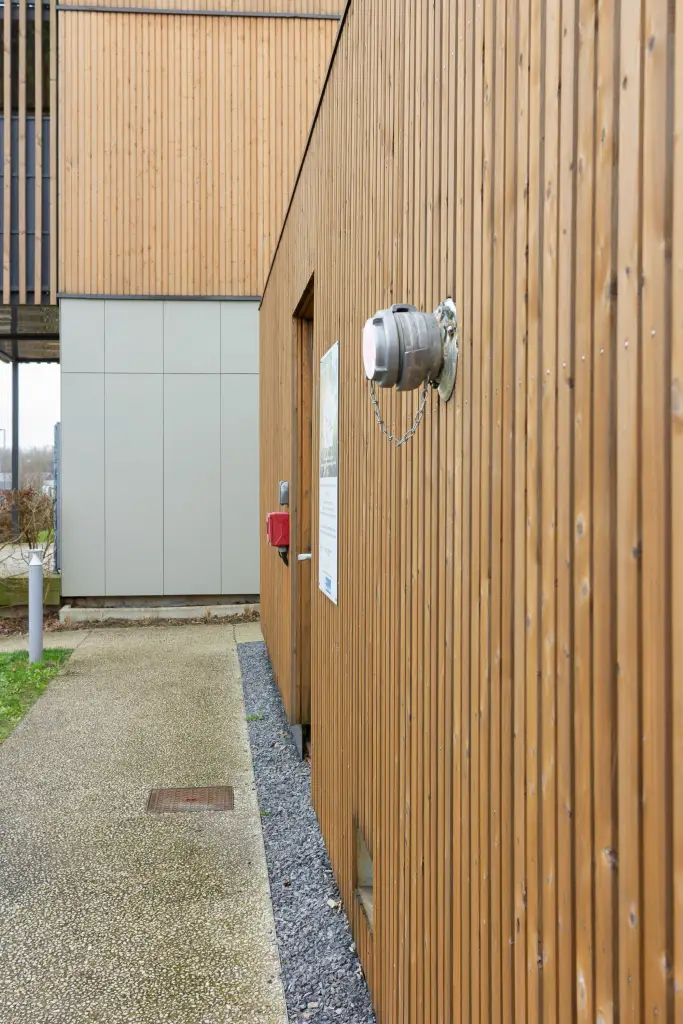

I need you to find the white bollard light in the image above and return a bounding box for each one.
[29,549,44,664]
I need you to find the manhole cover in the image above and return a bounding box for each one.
[147,786,234,813]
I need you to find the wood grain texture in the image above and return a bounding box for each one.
[259,0,680,1021]
[671,0,683,1015]
[56,0,341,13]
[58,11,337,295]
[673,0,683,1015]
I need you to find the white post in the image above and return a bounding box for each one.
[29,549,44,664]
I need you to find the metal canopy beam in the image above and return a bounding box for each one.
[0,338,60,362]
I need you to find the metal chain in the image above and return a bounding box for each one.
[368,378,430,447]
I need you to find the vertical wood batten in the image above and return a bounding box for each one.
[478,0,494,1012]
[18,0,26,302]
[640,0,672,1016]
[556,0,577,1010]
[257,2,679,1022]
[513,0,530,1016]
[672,0,683,1012]
[540,0,560,1015]
[574,0,597,1017]
[488,0,506,1017]
[500,0,517,1016]
[3,0,11,303]
[525,0,542,1014]
[616,0,644,1018]
[591,0,618,1017]
[439,3,456,1019]
[461,0,474,1012]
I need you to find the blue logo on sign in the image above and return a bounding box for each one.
[325,577,332,593]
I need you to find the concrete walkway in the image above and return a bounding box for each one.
[0,622,287,1024]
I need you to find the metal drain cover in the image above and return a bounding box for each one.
[147,786,234,813]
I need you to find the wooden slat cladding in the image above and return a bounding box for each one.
[58,12,336,295]
[58,1,340,14]
[259,1,681,1021]
[49,0,56,301]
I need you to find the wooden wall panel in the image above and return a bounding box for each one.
[259,0,681,1021]
[58,12,337,295]
[58,1,340,14]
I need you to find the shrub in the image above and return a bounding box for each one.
[0,487,54,548]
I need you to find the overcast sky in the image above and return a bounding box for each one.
[0,363,60,451]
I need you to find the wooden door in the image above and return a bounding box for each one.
[290,282,314,727]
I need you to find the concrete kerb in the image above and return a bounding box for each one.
[59,603,260,626]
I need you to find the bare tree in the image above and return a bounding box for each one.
[0,487,55,596]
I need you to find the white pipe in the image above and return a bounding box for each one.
[29,549,44,664]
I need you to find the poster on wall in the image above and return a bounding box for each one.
[319,341,339,605]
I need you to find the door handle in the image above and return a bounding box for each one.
[297,552,312,561]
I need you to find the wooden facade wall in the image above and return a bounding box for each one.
[58,10,337,295]
[58,0,340,13]
[1,0,57,304]
[260,1,683,1022]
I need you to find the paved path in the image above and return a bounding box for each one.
[0,622,286,1024]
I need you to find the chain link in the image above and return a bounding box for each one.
[368,378,430,447]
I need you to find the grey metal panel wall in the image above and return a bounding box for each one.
[220,301,259,373]
[60,372,105,595]
[164,302,221,373]
[104,301,163,372]
[60,298,105,371]
[105,373,164,595]
[221,372,259,594]
[60,297,259,597]
[163,374,222,595]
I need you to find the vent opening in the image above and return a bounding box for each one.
[354,822,374,931]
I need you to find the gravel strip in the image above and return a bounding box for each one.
[238,641,376,1024]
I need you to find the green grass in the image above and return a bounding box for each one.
[37,529,54,545]
[0,649,71,742]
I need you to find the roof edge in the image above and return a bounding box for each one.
[260,0,352,309]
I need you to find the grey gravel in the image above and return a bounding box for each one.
[238,641,377,1024]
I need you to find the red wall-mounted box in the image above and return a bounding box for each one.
[266,511,290,548]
